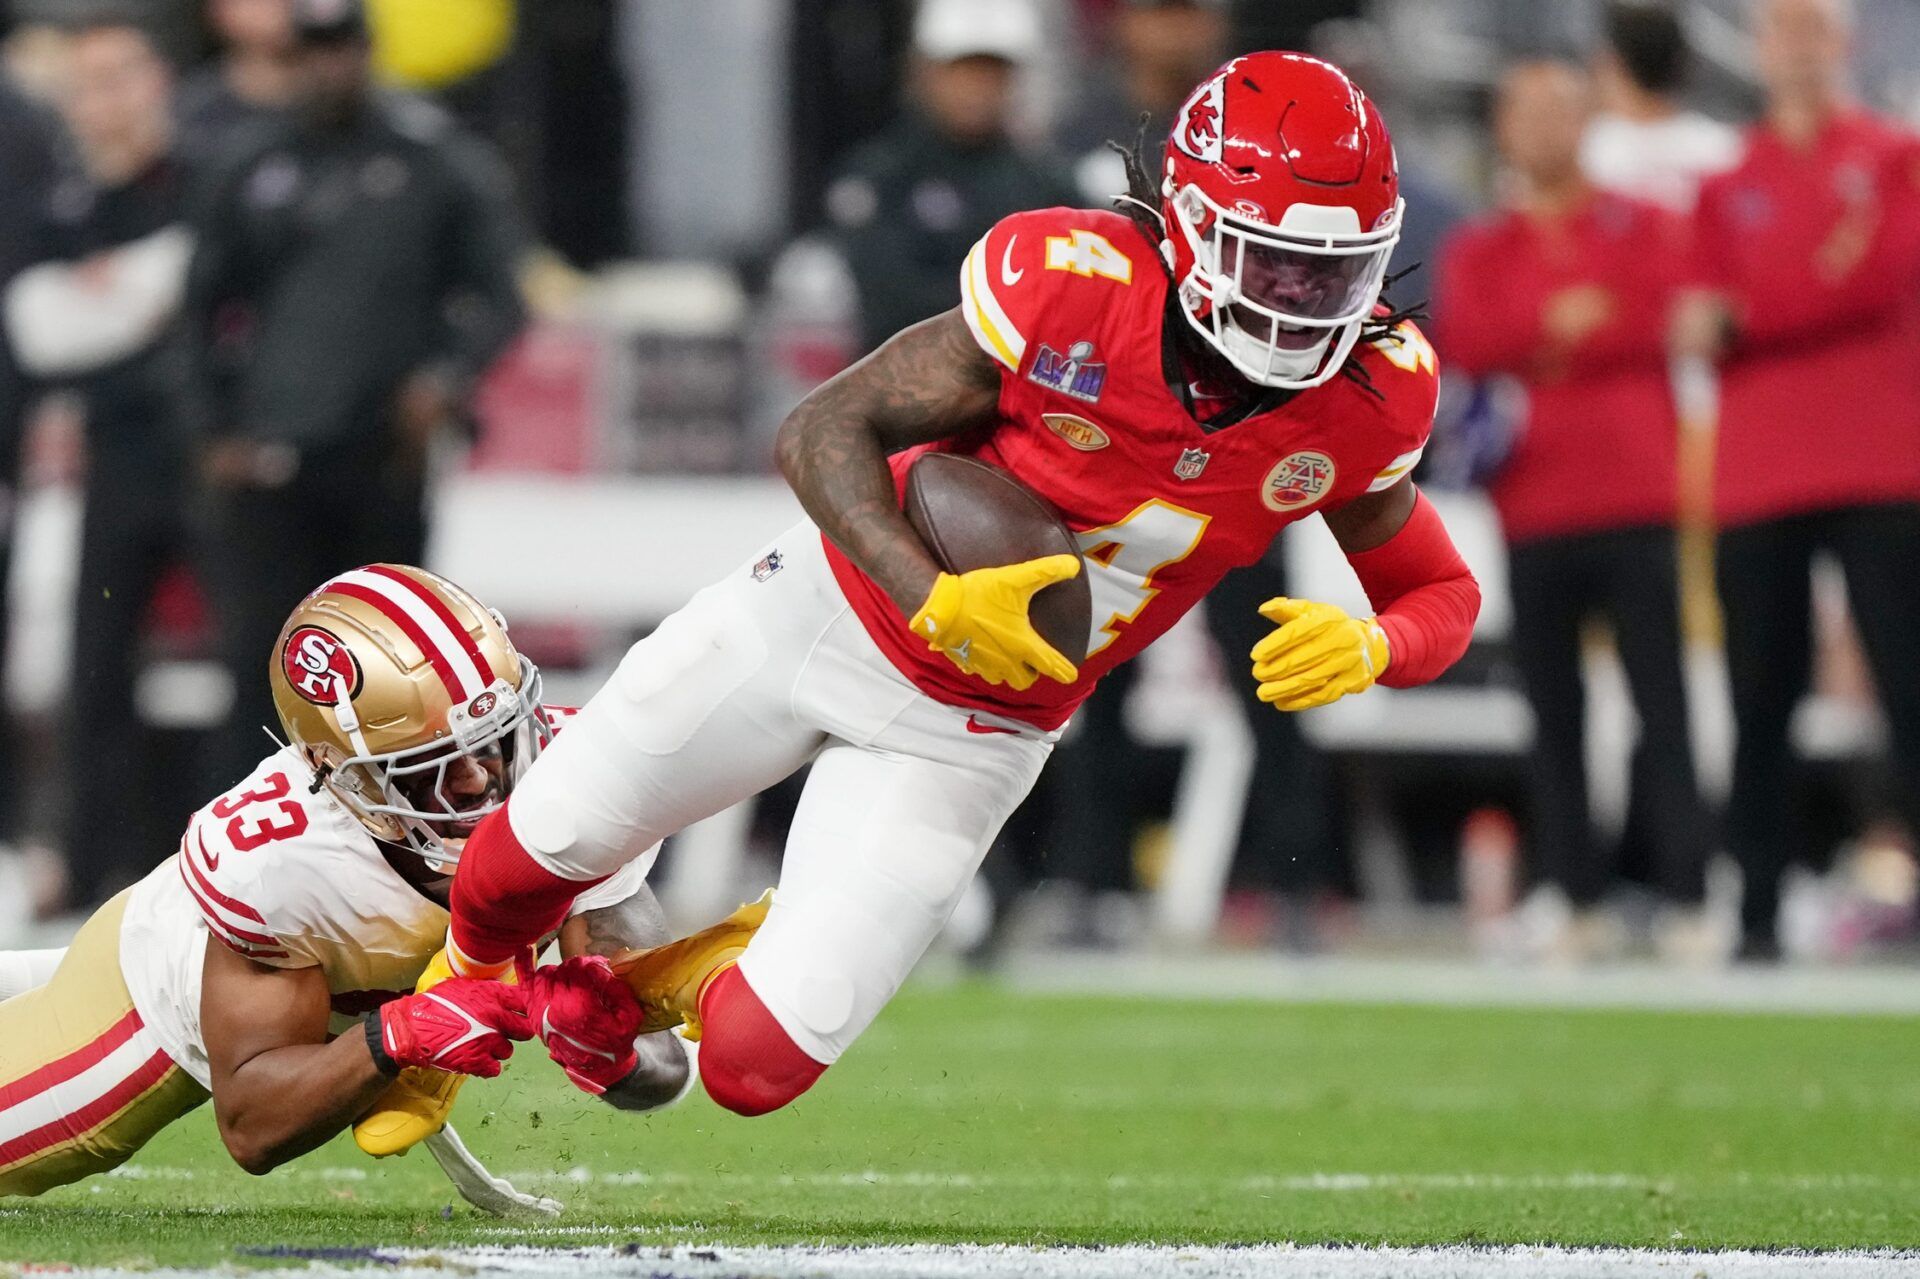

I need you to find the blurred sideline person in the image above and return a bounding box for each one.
[1063,0,1227,204]
[175,0,296,156]
[1582,1,1741,214]
[0,66,64,858]
[1439,62,1712,963]
[1673,0,1920,961]
[0,566,690,1199]
[825,0,1076,356]
[182,0,526,794]
[3,22,195,914]
[442,54,1480,1126]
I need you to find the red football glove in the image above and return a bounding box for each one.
[517,955,644,1095]
[374,978,532,1078]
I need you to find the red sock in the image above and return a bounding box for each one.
[449,799,608,970]
[696,965,826,1116]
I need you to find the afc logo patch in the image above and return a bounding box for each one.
[1028,341,1107,403]
[1261,450,1337,511]
[1174,73,1226,164]
[284,626,361,706]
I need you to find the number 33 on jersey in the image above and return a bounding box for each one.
[825,206,1439,731]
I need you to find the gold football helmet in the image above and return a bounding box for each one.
[269,564,548,866]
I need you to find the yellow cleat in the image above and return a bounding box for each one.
[608,890,772,1041]
[353,947,465,1158]
[353,1066,464,1157]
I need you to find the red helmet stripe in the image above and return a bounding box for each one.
[362,565,494,686]
[327,580,470,702]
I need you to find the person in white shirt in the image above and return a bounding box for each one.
[1581,1,1742,214]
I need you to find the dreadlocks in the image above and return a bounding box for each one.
[1108,124,1427,402]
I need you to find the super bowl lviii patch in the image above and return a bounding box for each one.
[1028,341,1106,403]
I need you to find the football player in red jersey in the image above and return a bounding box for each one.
[441,52,1482,1123]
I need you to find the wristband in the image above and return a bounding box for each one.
[365,1012,400,1077]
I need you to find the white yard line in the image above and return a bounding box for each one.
[90,1165,1920,1194]
[1001,952,1920,1016]
[60,1243,1920,1279]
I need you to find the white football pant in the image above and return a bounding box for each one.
[506,526,1055,1064]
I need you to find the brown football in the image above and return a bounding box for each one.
[903,452,1093,663]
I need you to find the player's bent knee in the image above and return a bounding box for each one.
[696,965,826,1117]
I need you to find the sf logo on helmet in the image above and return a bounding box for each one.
[284,626,361,706]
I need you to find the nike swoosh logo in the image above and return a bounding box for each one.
[1001,236,1024,286]
[966,716,1019,736]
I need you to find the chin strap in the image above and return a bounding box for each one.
[330,670,375,761]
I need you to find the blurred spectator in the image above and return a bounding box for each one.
[0,67,65,851]
[1062,0,1226,205]
[1439,61,1711,961]
[175,0,295,155]
[1582,1,1741,213]
[181,0,526,790]
[4,21,192,911]
[824,0,1076,356]
[1675,0,1920,961]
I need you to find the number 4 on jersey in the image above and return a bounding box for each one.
[1074,500,1211,657]
[1045,230,1134,284]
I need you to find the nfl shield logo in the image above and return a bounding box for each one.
[751,549,784,582]
[1173,448,1211,480]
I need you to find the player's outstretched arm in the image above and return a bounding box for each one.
[555,885,691,1112]
[202,943,529,1175]
[1248,481,1480,711]
[773,307,1001,616]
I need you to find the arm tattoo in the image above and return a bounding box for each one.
[774,308,1003,614]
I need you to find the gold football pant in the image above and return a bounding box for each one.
[0,891,208,1195]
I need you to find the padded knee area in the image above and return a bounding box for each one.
[696,965,827,1117]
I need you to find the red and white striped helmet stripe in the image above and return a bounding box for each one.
[323,566,494,703]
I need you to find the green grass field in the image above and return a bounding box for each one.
[3,983,1917,1268]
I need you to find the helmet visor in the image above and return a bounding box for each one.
[1224,230,1394,325]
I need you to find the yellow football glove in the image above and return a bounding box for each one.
[909,555,1082,692]
[1249,597,1390,711]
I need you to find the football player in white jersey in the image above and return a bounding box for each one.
[0,565,697,1207]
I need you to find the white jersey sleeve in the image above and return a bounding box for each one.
[176,754,333,970]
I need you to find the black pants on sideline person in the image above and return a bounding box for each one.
[1507,523,1710,910]
[1204,556,1340,896]
[202,445,426,796]
[64,463,189,907]
[1716,501,1920,950]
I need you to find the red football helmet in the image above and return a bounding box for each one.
[1161,52,1402,390]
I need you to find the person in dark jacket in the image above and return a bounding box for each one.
[181,0,527,791]
[4,21,195,910]
[824,0,1077,355]
[0,72,64,854]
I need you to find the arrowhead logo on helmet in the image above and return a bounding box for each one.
[1173,74,1225,164]
[284,626,362,706]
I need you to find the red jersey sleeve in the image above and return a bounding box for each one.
[1353,320,1441,495]
[958,207,1142,377]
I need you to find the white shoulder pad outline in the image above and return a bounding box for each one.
[959,231,1029,373]
[1367,445,1426,493]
